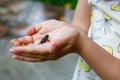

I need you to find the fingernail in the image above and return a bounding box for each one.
[9,48,15,53]
[13,55,17,59]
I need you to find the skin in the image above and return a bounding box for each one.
[10,20,80,62]
[9,0,120,80]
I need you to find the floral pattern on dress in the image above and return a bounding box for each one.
[73,0,120,80]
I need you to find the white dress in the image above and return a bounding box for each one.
[72,0,120,80]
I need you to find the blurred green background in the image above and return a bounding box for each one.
[31,0,78,9]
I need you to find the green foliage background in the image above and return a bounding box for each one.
[31,0,78,9]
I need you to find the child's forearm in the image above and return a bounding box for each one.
[77,33,120,80]
[71,0,91,34]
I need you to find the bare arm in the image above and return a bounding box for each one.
[77,32,120,80]
[72,0,120,79]
[72,0,91,34]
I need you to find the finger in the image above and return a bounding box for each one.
[26,19,65,36]
[26,26,36,35]
[18,36,34,45]
[13,52,50,60]
[26,25,42,36]
[32,33,43,41]
[11,39,21,46]
[10,44,51,56]
[38,19,65,34]
[11,36,34,46]
[13,54,46,62]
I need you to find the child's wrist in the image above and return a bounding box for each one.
[74,30,87,55]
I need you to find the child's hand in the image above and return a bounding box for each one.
[11,19,66,46]
[9,19,80,62]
